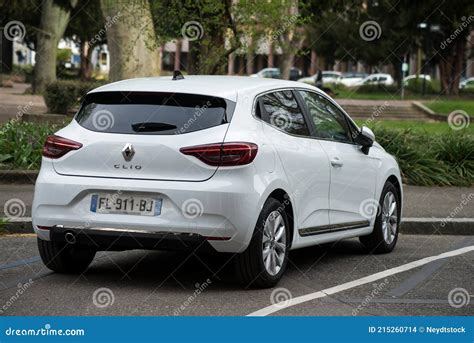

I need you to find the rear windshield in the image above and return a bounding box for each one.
[75,92,235,135]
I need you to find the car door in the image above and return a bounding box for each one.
[297,90,377,229]
[257,90,331,231]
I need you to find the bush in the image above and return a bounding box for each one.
[43,80,104,114]
[0,120,60,170]
[371,125,473,186]
[11,64,34,83]
[404,78,440,94]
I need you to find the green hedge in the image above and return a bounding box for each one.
[404,78,440,94]
[355,84,399,94]
[371,125,473,186]
[0,121,60,170]
[43,80,105,114]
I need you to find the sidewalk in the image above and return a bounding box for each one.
[1,184,472,235]
[0,83,46,123]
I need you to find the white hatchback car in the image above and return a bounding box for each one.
[33,75,402,288]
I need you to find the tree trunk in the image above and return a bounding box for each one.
[438,59,449,94]
[100,0,160,82]
[174,39,182,71]
[33,0,77,93]
[450,39,465,96]
[280,53,295,80]
[246,37,254,75]
[227,53,235,75]
[277,1,302,80]
[79,41,93,81]
[268,42,274,68]
[310,50,318,76]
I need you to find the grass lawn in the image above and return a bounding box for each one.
[354,120,472,135]
[423,100,474,116]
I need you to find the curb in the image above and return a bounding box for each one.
[2,218,473,236]
[411,101,450,121]
[0,170,38,184]
[400,218,474,236]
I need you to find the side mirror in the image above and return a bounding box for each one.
[356,126,375,154]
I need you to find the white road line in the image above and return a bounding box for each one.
[2,217,32,222]
[402,218,474,223]
[247,245,474,316]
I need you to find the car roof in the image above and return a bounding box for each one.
[89,75,315,102]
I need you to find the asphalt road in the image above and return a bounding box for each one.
[0,234,472,316]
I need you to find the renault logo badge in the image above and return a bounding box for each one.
[122,143,135,161]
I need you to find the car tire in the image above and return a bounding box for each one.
[37,238,96,273]
[235,198,291,288]
[359,181,400,254]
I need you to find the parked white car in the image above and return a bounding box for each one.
[250,67,302,81]
[33,75,402,288]
[459,77,474,89]
[403,74,431,85]
[298,71,343,86]
[356,73,394,86]
[341,72,369,87]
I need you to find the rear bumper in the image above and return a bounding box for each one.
[32,160,263,253]
[44,226,217,253]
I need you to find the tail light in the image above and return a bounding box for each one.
[42,135,82,159]
[180,142,258,166]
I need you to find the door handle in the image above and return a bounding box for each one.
[330,157,343,167]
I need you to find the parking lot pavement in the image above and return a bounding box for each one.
[0,234,472,316]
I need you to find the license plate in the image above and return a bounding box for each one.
[90,194,162,216]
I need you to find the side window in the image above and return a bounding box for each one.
[298,91,353,143]
[260,90,310,136]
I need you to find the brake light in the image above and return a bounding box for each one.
[42,135,83,159]
[180,142,258,166]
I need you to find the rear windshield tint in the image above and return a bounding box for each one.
[75,92,235,135]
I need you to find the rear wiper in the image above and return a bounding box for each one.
[131,122,177,132]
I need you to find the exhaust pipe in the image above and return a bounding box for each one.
[64,232,76,245]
